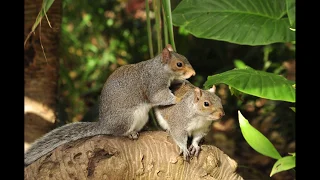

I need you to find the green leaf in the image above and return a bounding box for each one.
[24,0,55,46]
[270,154,296,176]
[233,59,247,69]
[289,107,295,112]
[238,111,282,159]
[229,86,244,101]
[286,0,295,27]
[172,0,295,45]
[204,67,296,102]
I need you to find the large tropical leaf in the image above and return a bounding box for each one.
[286,0,296,27]
[204,67,296,102]
[172,0,295,45]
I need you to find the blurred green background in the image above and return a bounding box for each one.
[57,0,295,179]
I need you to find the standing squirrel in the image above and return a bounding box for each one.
[98,44,195,139]
[24,44,195,166]
[154,80,224,161]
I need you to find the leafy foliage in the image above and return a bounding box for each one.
[238,111,282,159]
[204,67,296,102]
[24,0,55,46]
[172,0,295,45]
[171,0,296,177]
[59,0,149,123]
[286,0,296,27]
[270,153,296,176]
[238,111,295,177]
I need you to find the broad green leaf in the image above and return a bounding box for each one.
[238,111,282,159]
[286,0,295,27]
[270,154,296,176]
[204,67,296,102]
[229,86,244,101]
[172,0,295,45]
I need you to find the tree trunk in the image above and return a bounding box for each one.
[24,131,243,180]
[24,0,62,150]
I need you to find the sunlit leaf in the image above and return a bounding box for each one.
[270,154,295,176]
[172,0,295,45]
[204,67,296,102]
[233,59,247,69]
[238,111,282,159]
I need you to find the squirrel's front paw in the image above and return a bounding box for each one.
[179,147,190,161]
[188,144,201,157]
[128,131,139,140]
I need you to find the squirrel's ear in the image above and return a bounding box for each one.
[161,47,171,63]
[166,44,174,52]
[194,87,202,102]
[208,85,216,93]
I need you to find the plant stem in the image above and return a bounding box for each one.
[145,0,154,58]
[162,0,176,51]
[153,0,162,54]
[162,6,169,46]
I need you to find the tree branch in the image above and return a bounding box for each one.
[24,131,243,180]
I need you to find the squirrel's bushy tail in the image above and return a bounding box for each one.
[24,122,99,167]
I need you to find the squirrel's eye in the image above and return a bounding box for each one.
[204,101,210,107]
[176,62,183,67]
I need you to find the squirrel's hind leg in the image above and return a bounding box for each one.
[128,131,139,140]
[125,103,152,140]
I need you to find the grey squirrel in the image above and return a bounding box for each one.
[24,44,195,166]
[154,80,224,161]
[98,44,195,139]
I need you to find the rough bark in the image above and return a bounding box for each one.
[24,131,243,180]
[24,0,62,149]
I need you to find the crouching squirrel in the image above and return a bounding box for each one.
[154,80,224,161]
[24,44,195,167]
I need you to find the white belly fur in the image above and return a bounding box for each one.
[128,103,152,133]
[186,117,211,136]
[154,108,170,130]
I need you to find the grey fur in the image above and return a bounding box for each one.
[154,81,224,161]
[24,46,195,167]
[98,49,195,138]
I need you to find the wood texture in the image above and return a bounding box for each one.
[24,131,243,180]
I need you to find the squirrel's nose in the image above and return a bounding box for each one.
[218,109,225,118]
[191,69,196,76]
